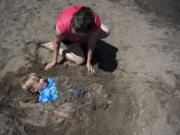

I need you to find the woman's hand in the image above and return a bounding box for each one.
[45,61,57,70]
[86,62,95,74]
[45,27,62,71]
[86,30,100,74]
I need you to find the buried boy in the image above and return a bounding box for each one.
[21,73,69,118]
[21,73,59,103]
[41,3,110,74]
[21,73,111,117]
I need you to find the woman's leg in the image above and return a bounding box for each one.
[60,42,85,64]
[40,42,85,65]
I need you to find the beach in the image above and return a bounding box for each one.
[0,0,180,135]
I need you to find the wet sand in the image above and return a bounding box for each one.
[0,0,180,135]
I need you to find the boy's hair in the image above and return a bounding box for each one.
[71,6,95,33]
[21,73,39,92]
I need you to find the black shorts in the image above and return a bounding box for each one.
[62,39,88,55]
[62,39,76,45]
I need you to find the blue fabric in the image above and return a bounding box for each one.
[39,77,59,103]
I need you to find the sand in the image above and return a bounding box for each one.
[0,0,180,135]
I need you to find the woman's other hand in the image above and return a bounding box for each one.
[86,62,95,74]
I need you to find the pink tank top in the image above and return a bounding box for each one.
[55,4,101,41]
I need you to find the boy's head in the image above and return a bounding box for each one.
[21,73,46,93]
[71,6,95,35]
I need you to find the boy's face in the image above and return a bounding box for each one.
[33,78,46,92]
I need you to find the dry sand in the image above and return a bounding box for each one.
[0,0,180,135]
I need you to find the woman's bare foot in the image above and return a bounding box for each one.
[40,41,54,51]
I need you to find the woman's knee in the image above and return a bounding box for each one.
[100,24,111,39]
[104,27,110,38]
[75,57,85,65]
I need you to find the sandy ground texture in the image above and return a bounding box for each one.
[0,0,180,135]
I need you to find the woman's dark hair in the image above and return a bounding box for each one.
[71,6,95,33]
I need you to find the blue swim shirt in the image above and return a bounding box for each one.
[39,77,59,103]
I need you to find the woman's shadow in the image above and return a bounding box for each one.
[90,40,118,72]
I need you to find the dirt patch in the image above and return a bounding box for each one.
[134,0,180,27]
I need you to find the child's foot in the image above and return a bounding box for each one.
[53,110,69,118]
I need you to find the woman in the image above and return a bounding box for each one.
[41,4,110,74]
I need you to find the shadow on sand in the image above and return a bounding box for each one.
[92,40,118,72]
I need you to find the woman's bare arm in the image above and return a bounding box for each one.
[45,27,64,70]
[87,29,100,74]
